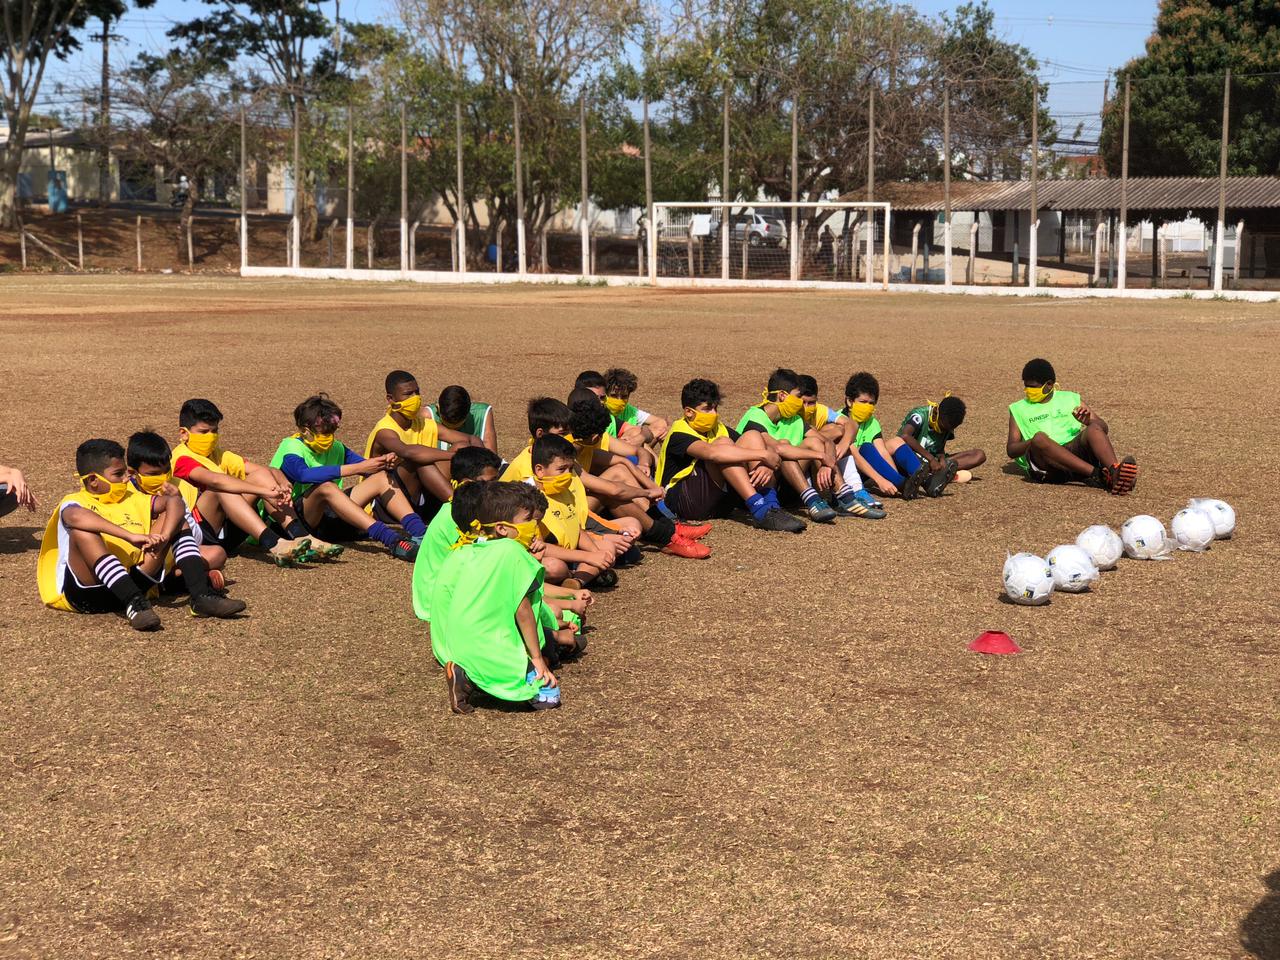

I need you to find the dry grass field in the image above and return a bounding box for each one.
[1,277,1278,959]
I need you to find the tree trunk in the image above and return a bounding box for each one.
[0,148,22,229]
[176,190,198,260]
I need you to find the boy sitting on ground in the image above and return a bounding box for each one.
[843,371,930,501]
[1007,358,1137,493]
[171,398,321,566]
[428,384,498,453]
[735,368,841,524]
[657,378,802,532]
[37,439,244,630]
[889,396,987,497]
[366,370,479,520]
[269,393,423,560]
[603,366,668,459]
[798,374,884,519]
[527,433,618,583]
[432,482,561,714]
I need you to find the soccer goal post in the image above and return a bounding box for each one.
[648,201,890,287]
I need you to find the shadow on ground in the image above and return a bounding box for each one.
[1242,869,1280,959]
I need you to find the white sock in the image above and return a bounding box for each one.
[838,455,864,492]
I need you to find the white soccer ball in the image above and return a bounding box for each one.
[1121,514,1172,560]
[1046,544,1100,592]
[1188,498,1236,539]
[1003,552,1054,606]
[1171,507,1215,552]
[1075,524,1124,571]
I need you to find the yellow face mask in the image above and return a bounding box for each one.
[687,409,719,435]
[764,389,805,421]
[184,431,218,458]
[537,472,574,496]
[604,396,628,417]
[134,472,171,495]
[303,432,336,454]
[1025,383,1055,403]
[801,404,817,428]
[849,401,876,424]
[79,473,130,504]
[389,394,423,418]
[488,518,539,549]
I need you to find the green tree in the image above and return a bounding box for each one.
[1100,0,1280,176]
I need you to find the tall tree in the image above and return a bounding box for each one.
[1100,0,1280,176]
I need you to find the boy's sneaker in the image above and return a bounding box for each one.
[900,464,930,501]
[834,491,886,519]
[1103,456,1139,495]
[530,687,562,711]
[305,536,345,559]
[190,592,248,619]
[662,534,711,559]
[751,508,807,533]
[445,662,475,714]
[268,539,305,567]
[853,489,883,509]
[675,521,711,541]
[925,458,959,498]
[805,497,838,523]
[390,537,420,561]
[125,596,161,632]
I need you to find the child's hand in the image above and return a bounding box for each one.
[129,532,167,554]
[531,657,558,689]
[364,454,397,474]
[529,537,547,558]
[816,465,835,490]
[875,477,899,496]
[574,589,593,604]
[749,464,775,488]
[1073,404,1092,425]
[926,453,943,473]
[762,449,783,470]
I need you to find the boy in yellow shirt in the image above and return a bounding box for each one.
[526,433,617,584]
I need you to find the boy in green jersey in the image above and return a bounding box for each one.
[604,366,669,448]
[428,384,498,454]
[433,482,561,714]
[1006,358,1137,494]
[735,368,843,524]
[843,371,931,501]
[797,374,885,519]
[411,446,503,622]
[890,396,987,498]
[269,394,424,560]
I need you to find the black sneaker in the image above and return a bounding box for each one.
[751,507,807,533]
[925,458,959,498]
[190,592,247,619]
[445,662,475,714]
[901,463,930,501]
[125,596,161,632]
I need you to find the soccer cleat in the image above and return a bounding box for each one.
[268,538,306,567]
[125,596,162,632]
[805,497,838,523]
[853,488,884,509]
[752,508,806,533]
[925,458,959,498]
[390,537,419,561]
[900,464,930,501]
[304,536,345,559]
[662,534,712,559]
[445,662,475,714]
[834,492,886,519]
[190,592,248,619]
[530,686,562,711]
[675,521,712,541]
[1105,456,1139,495]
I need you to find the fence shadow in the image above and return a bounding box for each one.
[1241,868,1280,959]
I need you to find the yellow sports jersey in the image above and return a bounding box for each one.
[531,477,589,550]
[171,441,248,510]
[502,432,609,483]
[37,488,157,610]
[365,411,440,458]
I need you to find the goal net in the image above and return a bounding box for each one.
[648,201,890,285]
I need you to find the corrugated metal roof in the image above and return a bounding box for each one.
[872,176,1280,213]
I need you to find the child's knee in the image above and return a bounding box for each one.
[972,449,988,466]
[543,557,570,582]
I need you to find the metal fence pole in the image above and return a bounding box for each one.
[400,102,408,274]
[579,94,590,276]
[239,106,247,271]
[1213,69,1231,294]
[721,85,730,281]
[644,95,655,284]
[514,92,527,276]
[1028,79,1038,290]
[943,81,952,287]
[790,90,799,282]
[346,106,354,272]
[455,99,466,275]
[1118,79,1130,290]
[292,101,301,269]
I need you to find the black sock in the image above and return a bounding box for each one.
[285,520,310,540]
[173,533,210,597]
[94,555,144,606]
[258,527,281,550]
[641,505,675,546]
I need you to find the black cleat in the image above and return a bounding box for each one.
[925,458,959,498]
[125,596,162,632]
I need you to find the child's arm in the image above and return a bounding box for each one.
[480,409,499,454]
[61,504,166,553]
[578,471,650,503]
[373,429,453,466]
[686,439,782,470]
[1073,403,1106,430]
[831,416,855,461]
[516,597,556,688]
[435,425,482,448]
[150,493,189,543]
[180,464,289,506]
[1006,412,1031,461]
[541,540,615,570]
[850,445,897,495]
[773,441,824,463]
[0,465,37,510]
[897,423,943,471]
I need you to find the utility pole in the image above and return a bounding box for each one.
[455,100,466,274]
[943,81,952,286]
[721,84,730,280]
[643,94,654,284]
[1117,78,1130,290]
[790,89,799,282]
[1213,69,1231,294]
[98,14,111,205]
[1028,79,1038,289]
[579,93,590,276]
[514,92,526,275]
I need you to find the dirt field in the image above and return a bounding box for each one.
[1,277,1277,958]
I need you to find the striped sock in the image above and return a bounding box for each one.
[173,533,210,597]
[800,485,820,506]
[93,555,143,606]
[836,482,856,498]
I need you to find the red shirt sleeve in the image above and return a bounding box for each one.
[172,456,202,480]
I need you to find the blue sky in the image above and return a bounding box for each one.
[40,0,1157,149]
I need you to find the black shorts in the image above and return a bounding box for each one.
[665,466,725,522]
[1028,435,1098,484]
[196,512,253,554]
[292,489,365,542]
[63,566,162,614]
